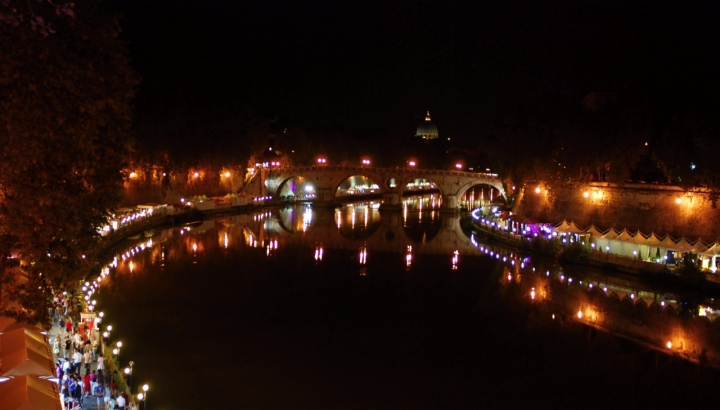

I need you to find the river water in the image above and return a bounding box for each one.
[97,196,720,409]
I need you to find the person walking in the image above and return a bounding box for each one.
[64,333,72,359]
[116,393,126,410]
[83,349,92,375]
[104,370,112,388]
[82,372,91,402]
[94,382,106,410]
[62,357,72,375]
[67,377,78,402]
[72,349,82,375]
[89,370,98,401]
[97,355,104,374]
[53,336,61,360]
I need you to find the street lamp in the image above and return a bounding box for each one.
[141,384,149,410]
[124,361,134,393]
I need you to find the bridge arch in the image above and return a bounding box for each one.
[333,173,384,198]
[397,174,444,197]
[275,175,321,200]
[456,180,506,203]
[457,181,508,210]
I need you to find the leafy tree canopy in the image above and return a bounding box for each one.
[482,92,720,193]
[0,0,138,325]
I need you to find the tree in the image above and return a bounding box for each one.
[0,0,138,325]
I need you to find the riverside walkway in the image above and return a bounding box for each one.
[48,319,134,410]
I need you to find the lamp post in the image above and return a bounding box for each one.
[142,384,149,410]
[124,361,134,393]
[102,332,108,355]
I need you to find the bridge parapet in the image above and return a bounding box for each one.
[246,166,505,211]
[276,165,498,180]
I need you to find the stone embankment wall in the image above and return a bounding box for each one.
[514,182,720,238]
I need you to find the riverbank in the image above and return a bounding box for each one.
[467,215,720,284]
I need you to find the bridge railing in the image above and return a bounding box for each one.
[274,165,500,179]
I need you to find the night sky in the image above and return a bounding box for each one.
[107,0,719,150]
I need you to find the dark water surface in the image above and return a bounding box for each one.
[98,199,720,409]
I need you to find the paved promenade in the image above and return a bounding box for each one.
[48,318,133,410]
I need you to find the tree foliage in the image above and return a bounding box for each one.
[483,92,720,192]
[0,0,138,325]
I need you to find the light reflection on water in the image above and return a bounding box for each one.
[98,199,720,408]
[112,201,720,319]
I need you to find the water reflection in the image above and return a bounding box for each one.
[114,202,720,323]
[402,194,441,243]
[93,198,720,408]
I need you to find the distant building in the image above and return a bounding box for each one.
[415,111,439,140]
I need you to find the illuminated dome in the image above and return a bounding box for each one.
[415,111,438,140]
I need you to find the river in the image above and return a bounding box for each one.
[96,196,720,409]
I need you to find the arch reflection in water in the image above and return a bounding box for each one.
[277,205,315,233]
[402,194,441,243]
[335,202,382,240]
[406,246,412,269]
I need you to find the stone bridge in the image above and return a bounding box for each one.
[243,165,505,212]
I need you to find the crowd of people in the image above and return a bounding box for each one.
[50,293,133,410]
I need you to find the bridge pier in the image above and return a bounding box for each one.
[440,194,459,213]
[442,214,459,230]
[379,192,401,210]
[314,188,336,206]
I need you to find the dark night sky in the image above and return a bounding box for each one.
[107,0,719,147]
